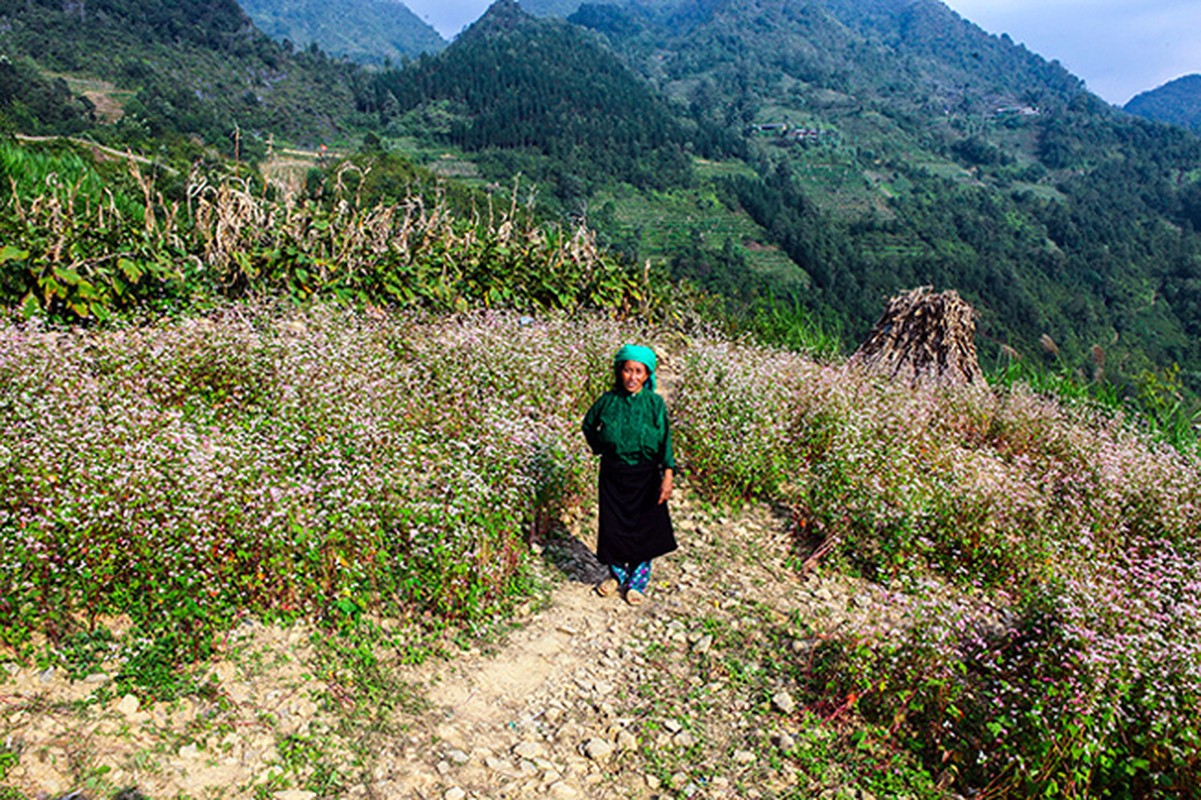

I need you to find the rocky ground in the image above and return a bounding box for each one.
[1,482,919,800]
[371,492,911,800]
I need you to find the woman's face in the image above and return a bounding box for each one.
[620,360,649,393]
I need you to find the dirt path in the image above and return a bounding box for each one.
[1,485,906,799]
[359,488,900,800]
[14,134,178,175]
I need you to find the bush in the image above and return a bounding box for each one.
[0,141,648,321]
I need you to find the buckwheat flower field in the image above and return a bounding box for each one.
[5,308,1201,795]
[674,337,1201,796]
[0,305,630,660]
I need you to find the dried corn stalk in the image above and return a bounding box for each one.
[849,286,985,387]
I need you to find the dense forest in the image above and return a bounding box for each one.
[0,0,361,156]
[553,0,1201,386]
[365,1,704,200]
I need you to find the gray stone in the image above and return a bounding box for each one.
[513,742,544,760]
[485,756,514,772]
[116,693,140,718]
[548,782,579,799]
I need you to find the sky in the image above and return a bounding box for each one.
[401,0,1201,106]
[941,0,1201,105]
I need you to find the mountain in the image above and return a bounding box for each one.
[368,0,697,197]
[1125,74,1201,133]
[7,0,1201,394]
[525,0,1201,388]
[239,0,446,65]
[0,0,361,152]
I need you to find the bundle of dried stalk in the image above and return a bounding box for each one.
[849,286,985,387]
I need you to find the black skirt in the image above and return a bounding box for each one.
[596,458,677,565]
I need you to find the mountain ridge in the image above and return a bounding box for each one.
[5,0,1201,392]
[239,0,447,65]
[1125,74,1201,133]
[547,0,1201,382]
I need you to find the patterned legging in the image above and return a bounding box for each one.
[609,561,652,593]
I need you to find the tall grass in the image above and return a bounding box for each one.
[990,355,1201,452]
[744,289,845,361]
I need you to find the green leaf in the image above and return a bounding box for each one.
[54,266,84,285]
[0,244,29,264]
[41,276,64,300]
[20,293,41,319]
[118,258,144,282]
[76,280,101,300]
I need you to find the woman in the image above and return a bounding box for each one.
[581,344,677,605]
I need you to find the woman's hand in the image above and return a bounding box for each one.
[658,469,674,504]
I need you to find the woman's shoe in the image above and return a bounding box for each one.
[625,589,646,606]
[595,578,620,597]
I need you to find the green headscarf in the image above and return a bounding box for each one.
[614,344,658,392]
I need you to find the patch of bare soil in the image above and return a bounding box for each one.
[82,91,125,124]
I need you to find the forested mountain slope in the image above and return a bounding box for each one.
[1126,74,1201,134]
[366,0,702,197]
[5,0,1201,394]
[240,0,446,65]
[555,0,1201,388]
[0,0,362,153]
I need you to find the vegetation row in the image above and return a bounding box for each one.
[0,140,646,321]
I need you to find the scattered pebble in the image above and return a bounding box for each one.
[772,691,797,714]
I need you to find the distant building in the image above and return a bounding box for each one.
[994,105,1039,117]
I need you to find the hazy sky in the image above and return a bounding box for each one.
[941,0,1201,104]
[402,0,1201,106]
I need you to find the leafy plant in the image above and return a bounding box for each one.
[0,140,649,321]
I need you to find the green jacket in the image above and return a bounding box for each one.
[582,389,676,469]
